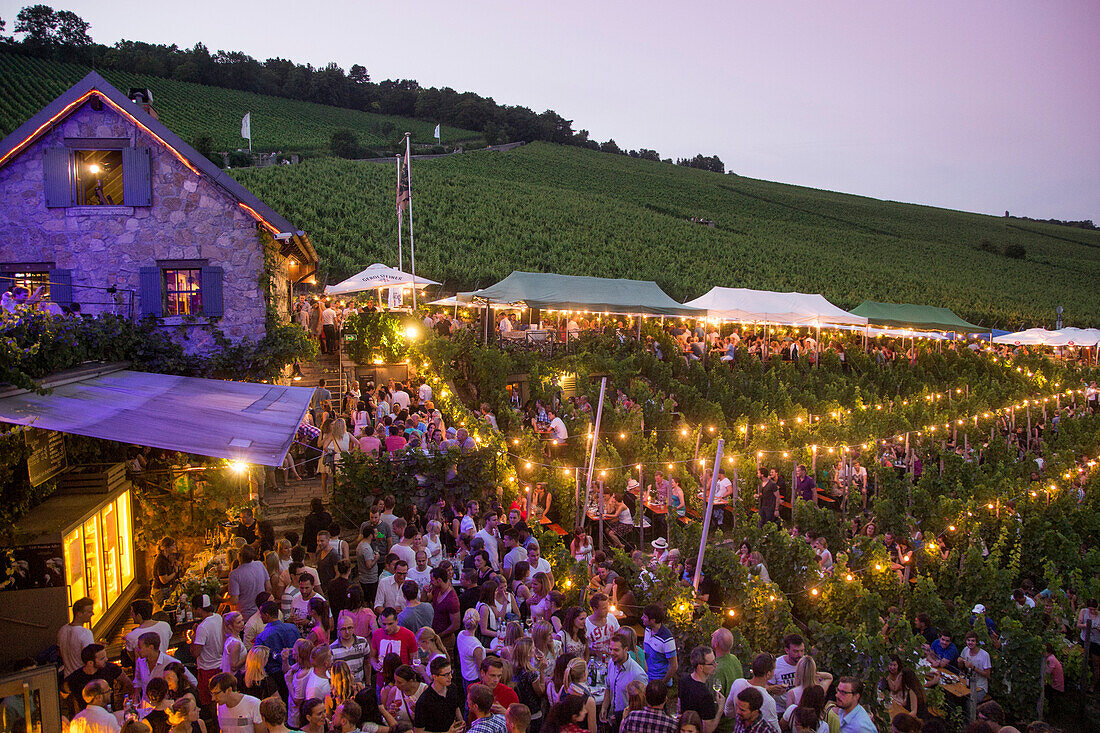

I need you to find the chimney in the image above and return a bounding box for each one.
[128,88,158,120]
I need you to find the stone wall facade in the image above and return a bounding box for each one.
[0,100,293,352]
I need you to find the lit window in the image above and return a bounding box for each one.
[74,150,124,206]
[163,269,203,316]
[7,271,51,300]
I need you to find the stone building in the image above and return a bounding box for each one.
[0,72,316,351]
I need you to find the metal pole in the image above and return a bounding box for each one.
[396,155,403,272]
[598,479,605,553]
[694,439,725,592]
[638,464,645,551]
[583,377,608,533]
[404,134,418,310]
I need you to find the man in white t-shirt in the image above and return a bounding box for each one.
[547,410,568,441]
[474,513,500,570]
[418,378,433,403]
[290,574,326,623]
[958,631,992,698]
[320,302,338,355]
[391,384,411,412]
[305,645,333,700]
[123,600,172,660]
[585,593,620,656]
[59,597,96,676]
[189,594,225,707]
[210,673,265,733]
[767,634,804,714]
[714,469,734,504]
[526,542,553,585]
[501,531,528,580]
[499,314,513,335]
[724,653,779,732]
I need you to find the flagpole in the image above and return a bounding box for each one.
[405,132,418,310]
[396,154,403,273]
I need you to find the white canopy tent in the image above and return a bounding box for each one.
[1044,327,1100,347]
[994,327,1100,347]
[324,263,439,296]
[684,287,868,327]
[993,328,1058,346]
[834,323,949,340]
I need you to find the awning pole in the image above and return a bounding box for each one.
[583,378,608,544]
[693,439,725,593]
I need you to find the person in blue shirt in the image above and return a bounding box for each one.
[642,604,678,685]
[926,631,959,671]
[835,677,877,733]
[252,601,301,680]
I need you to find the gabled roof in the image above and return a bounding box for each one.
[0,71,316,267]
[457,271,703,317]
[684,287,867,326]
[848,300,986,334]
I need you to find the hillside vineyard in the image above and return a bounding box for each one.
[231,145,1100,328]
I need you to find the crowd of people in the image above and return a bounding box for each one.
[59,464,1098,733]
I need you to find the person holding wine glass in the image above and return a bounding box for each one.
[678,646,723,733]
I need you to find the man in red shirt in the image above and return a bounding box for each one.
[371,607,417,676]
[479,657,518,713]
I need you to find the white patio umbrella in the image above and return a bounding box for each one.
[992,328,1057,346]
[324,263,439,296]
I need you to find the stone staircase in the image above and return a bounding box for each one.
[296,351,345,404]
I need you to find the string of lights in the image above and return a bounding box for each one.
[503,386,1085,476]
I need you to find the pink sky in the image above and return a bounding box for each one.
[7,0,1097,220]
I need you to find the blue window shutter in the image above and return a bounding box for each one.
[43,148,73,207]
[50,269,72,307]
[139,266,162,317]
[122,147,152,206]
[201,266,224,317]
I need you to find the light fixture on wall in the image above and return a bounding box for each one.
[291,361,303,381]
[88,163,101,174]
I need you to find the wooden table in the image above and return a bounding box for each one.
[938,672,970,699]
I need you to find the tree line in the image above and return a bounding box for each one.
[1,4,726,172]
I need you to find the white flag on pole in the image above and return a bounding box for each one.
[241,113,251,141]
[433,123,440,141]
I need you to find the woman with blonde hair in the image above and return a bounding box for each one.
[531,621,561,679]
[493,621,525,658]
[264,551,285,604]
[283,638,314,729]
[564,657,596,733]
[785,655,832,709]
[220,612,246,675]
[241,645,277,699]
[325,660,364,717]
[457,607,486,689]
[166,694,204,733]
[624,679,646,716]
[425,520,444,567]
[414,627,449,682]
[529,572,553,621]
[511,638,547,733]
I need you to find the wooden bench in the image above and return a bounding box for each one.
[546,522,569,536]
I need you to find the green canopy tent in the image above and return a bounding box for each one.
[457,271,704,343]
[457,271,703,317]
[848,300,988,335]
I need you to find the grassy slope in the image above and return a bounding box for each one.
[0,51,482,154]
[231,143,1100,327]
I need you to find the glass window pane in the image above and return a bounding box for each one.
[100,503,119,605]
[117,492,133,587]
[82,517,103,626]
[63,528,85,606]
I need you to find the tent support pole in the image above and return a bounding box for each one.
[584,378,608,548]
[693,439,725,593]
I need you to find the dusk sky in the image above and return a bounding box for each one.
[4,0,1098,221]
